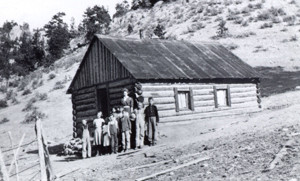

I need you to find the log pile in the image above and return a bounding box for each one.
[61,138,83,156]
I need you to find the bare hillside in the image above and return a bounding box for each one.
[110,0,300,70]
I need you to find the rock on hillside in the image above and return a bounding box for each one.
[110,0,300,70]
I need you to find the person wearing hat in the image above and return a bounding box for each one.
[81,119,91,158]
[134,102,145,149]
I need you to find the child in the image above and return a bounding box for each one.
[93,111,105,156]
[81,119,91,158]
[108,113,118,154]
[102,120,110,154]
[144,97,159,146]
[135,102,145,149]
[120,110,131,152]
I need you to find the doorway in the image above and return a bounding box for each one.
[96,88,109,118]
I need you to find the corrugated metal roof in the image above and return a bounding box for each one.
[96,35,259,80]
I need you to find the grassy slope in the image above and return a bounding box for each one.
[110,0,300,71]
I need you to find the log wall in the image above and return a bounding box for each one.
[141,82,261,123]
[71,78,135,138]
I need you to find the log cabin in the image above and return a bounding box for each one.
[67,35,261,138]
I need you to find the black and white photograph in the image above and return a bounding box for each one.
[0,0,300,180]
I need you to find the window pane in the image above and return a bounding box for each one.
[217,90,227,106]
[178,92,189,109]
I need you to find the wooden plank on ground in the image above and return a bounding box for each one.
[135,156,210,181]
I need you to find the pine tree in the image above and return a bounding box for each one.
[82,5,111,41]
[113,0,130,18]
[153,24,166,39]
[44,12,70,63]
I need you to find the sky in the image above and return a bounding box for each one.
[0,0,123,30]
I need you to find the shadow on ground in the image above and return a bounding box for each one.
[255,66,300,97]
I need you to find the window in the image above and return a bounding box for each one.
[174,87,194,112]
[178,91,190,110]
[213,85,231,108]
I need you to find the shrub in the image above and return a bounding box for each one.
[241,7,251,14]
[36,92,48,101]
[24,109,46,123]
[283,15,296,26]
[39,80,44,87]
[22,88,32,95]
[48,73,56,80]
[0,85,7,93]
[272,17,281,24]
[217,19,229,37]
[225,43,239,50]
[241,20,249,27]
[281,28,288,32]
[269,7,286,16]
[32,79,39,89]
[256,11,272,21]
[290,35,298,41]
[234,17,243,24]
[0,99,8,109]
[22,98,37,112]
[260,22,273,29]
[0,118,10,124]
[53,81,65,90]
[6,89,13,100]
[17,78,29,91]
[9,79,19,88]
[11,97,20,105]
[153,24,166,39]
[127,24,133,34]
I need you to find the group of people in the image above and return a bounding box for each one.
[81,88,159,158]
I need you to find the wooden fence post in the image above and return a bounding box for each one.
[36,118,55,181]
[0,149,9,181]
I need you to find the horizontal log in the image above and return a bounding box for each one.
[76,109,97,118]
[109,84,133,94]
[109,78,133,88]
[229,84,256,88]
[146,97,175,104]
[96,84,106,89]
[75,103,97,112]
[230,87,256,93]
[193,89,213,96]
[74,98,95,105]
[109,93,123,100]
[142,91,174,98]
[194,100,215,107]
[156,103,176,111]
[110,99,121,106]
[160,106,260,122]
[231,101,258,108]
[75,87,95,95]
[193,95,214,101]
[231,96,257,104]
[141,84,213,91]
[74,92,95,101]
[231,91,257,98]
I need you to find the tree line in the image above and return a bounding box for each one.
[0,0,169,84]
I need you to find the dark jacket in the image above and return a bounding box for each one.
[120,116,131,132]
[144,105,159,123]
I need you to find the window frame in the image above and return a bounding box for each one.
[213,85,231,108]
[174,87,194,112]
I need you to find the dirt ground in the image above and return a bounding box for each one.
[1,67,300,181]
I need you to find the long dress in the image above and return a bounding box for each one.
[102,124,110,147]
[93,118,104,145]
